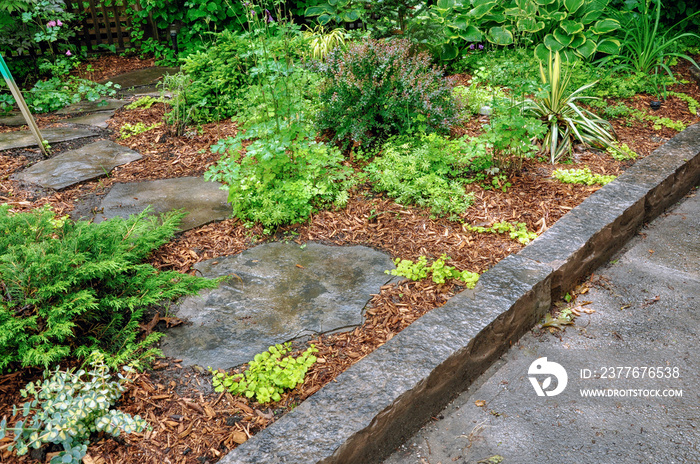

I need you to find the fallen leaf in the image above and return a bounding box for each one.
[475,400,486,407]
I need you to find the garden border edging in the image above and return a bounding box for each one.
[220,123,700,464]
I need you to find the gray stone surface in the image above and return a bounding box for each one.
[55,98,126,115]
[0,127,97,151]
[13,140,141,190]
[221,254,553,464]
[616,122,700,221]
[385,189,700,464]
[0,113,27,126]
[102,67,180,95]
[518,179,647,298]
[63,111,114,128]
[161,242,395,369]
[93,177,230,232]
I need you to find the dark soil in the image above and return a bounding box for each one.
[1,53,699,464]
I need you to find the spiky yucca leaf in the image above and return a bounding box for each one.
[522,51,617,163]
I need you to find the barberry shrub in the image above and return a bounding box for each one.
[316,39,460,145]
[0,206,219,372]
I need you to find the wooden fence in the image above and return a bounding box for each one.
[66,0,151,53]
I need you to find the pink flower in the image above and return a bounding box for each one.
[57,20,63,26]
[66,50,72,56]
[47,20,57,27]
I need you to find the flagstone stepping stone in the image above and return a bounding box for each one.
[55,98,127,115]
[0,127,97,152]
[161,242,396,369]
[13,140,141,190]
[63,111,114,128]
[103,67,180,96]
[0,113,27,127]
[93,176,230,231]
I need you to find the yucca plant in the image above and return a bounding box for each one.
[303,25,347,61]
[522,51,616,163]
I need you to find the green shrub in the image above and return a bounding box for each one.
[477,107,547,172]
[316,38,460,144]
[210,343,318,404]
[0,355,148,464]
[205,121,353,228]
[176,30,250,124]
[0,206,218,372]
[365,133,486,217]
[126,0,248,64]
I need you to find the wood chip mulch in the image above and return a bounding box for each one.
[1,55,699,464]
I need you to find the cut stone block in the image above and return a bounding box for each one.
[93,176,230,231]
[0,127,97,152]
[161,242,395,369]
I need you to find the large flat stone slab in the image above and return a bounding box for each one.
[63,111,114,128]
[102,67,180,94]
[161,242,395,369]
[13,140,141,190]
[0,127,97,151]
[93,177,230,231]
[55,98,127,115]
[0,113,27,127]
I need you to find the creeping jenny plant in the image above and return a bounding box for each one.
[210,343,318,404]
[387,254,480,287]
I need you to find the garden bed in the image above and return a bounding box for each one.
[1,52,700,464]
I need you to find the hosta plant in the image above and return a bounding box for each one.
[425,0,621,62]
[521,51,616,163]
[0,355,149,464]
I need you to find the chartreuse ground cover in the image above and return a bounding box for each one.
[210,343,318,404]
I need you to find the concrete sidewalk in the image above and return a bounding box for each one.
[385,188,699,464]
